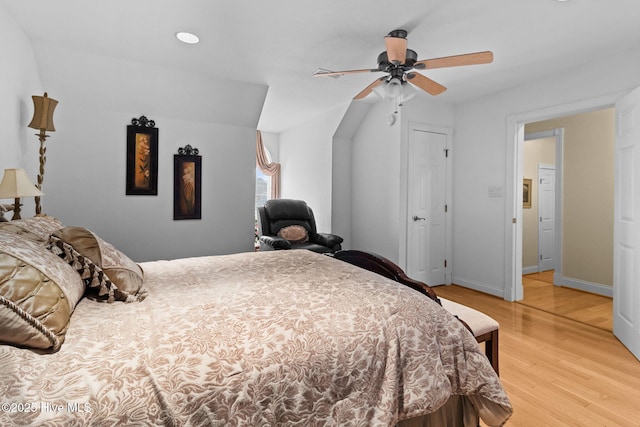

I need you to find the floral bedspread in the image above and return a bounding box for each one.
[0,250,511,426]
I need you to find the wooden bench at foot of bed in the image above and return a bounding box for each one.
[331,250,500,375]
[439,298,499,375]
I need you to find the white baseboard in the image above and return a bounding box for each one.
[554,275,613,297]
[451,272,613,299]
[451,276,505,298]
[519,268,612,297]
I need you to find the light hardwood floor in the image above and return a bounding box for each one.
[433,284,640,427]
[520,271,613,331]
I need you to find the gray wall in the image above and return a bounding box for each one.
[330,97,454,266]
[350,101,402,261]
[0,2,43,217]
[278,104,348,234]
[1,5,268,261]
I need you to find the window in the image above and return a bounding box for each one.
[255,149,273,250]
[255,132,281,248]
[255,166,272,208]
[255,145,273,209]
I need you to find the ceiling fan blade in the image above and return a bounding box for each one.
[385,35,408,64]
[406,73,446,96]
[313,68,380,77]
[354,77,387,100]
[414,51,493,70]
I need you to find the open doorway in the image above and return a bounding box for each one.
[517,109,615,330]
[522,130,561,277]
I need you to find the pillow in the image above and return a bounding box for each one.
[277,225,309,243]
[0,215,63,244]
[48,235,146,303]
[0,230,85,350]
[50,226,146,299]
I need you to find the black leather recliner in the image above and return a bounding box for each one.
[256,199,343,253]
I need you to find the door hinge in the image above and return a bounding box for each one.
[444,148,449,158]
[445,204,448,213]
[512,218,517,224]
[444,259,447,268]
[540,254,543,261]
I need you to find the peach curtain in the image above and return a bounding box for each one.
[256,130,280,199]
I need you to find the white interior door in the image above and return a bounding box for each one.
[407,129,447,285]
[614,86,640,361]
[538,165,556,272]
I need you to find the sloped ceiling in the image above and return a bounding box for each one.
[3,0,640,132]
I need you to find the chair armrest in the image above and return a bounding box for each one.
[259,235,291,250]
[314,233,343,248]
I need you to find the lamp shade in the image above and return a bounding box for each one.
[28,92,58,131]
[398,82,417,104]
[0,168,44,199]
[385,78,403,98]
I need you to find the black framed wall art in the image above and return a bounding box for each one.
[126,115,159,195]
[174,145,202,220]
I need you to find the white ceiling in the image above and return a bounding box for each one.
[3,0,640,132]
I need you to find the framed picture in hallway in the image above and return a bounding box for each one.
[523,178,532,209]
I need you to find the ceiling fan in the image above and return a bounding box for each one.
[313,29,493,101]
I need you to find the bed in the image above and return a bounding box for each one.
[0,216,512,426]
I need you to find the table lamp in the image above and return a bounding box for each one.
[0,168,44,220]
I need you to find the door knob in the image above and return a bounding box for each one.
[412,215,426,221]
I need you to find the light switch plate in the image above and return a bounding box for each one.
[488,186,503,197]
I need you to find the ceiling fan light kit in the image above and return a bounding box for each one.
[385,77,403,97]
[314,29,494,103]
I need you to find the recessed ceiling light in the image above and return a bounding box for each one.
[176,32,200,44]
